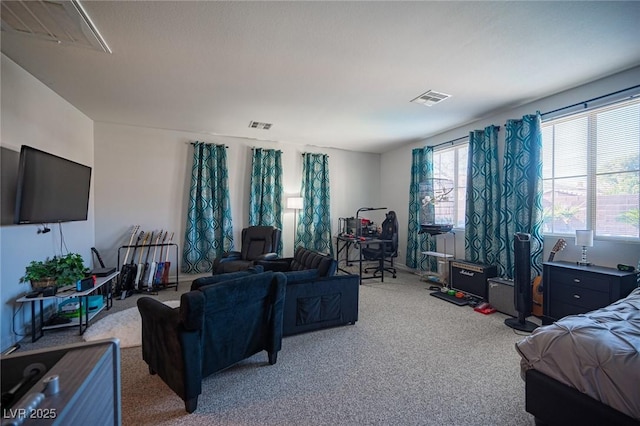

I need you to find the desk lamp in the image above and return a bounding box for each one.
[575,230,594,266]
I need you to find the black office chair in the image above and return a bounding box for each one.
[362,211,398,278]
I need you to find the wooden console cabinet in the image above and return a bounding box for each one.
[542,261,638,325]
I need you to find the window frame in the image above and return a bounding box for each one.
[541,97,640,241]
[432,141,469,230]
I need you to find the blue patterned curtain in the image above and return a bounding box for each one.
[406,147,437,269]
[182,142,234,273]
[498,114,544,279]
[465,126,501,266]
[249,148,283,255]
[298,153,333,255]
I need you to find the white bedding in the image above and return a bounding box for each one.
[515,287,640,420]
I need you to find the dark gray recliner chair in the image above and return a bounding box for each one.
[212,226,281,274]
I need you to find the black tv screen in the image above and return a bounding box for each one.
[14,146,91,224]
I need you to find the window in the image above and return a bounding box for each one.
[432,142,468,228]
[541,98,640,239]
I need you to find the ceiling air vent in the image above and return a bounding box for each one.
[411,90,451,107]
[1,0,111,53]
[249,121,272,130]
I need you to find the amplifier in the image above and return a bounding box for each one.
[488,278,517,317]
[449,260,497,300]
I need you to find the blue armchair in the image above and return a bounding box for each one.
[137,271,286,413]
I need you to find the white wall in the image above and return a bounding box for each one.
[93,123,381,275]
[382,65,640,271]
[3,49,638,352]
[0,54,95,351]
[0,52,381,351]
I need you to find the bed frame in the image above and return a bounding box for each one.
[525,369,639,426]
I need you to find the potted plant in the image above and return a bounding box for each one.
[20,253,89,290]
[19,258,58,290]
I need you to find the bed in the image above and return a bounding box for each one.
[515,287,640,426]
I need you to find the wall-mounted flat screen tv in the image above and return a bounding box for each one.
[14,146,91,224]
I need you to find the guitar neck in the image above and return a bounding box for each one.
[121,225,140,264]
[91,247,106,268]
[165,232,174,261]
[137,233,148,263]
[150,231,162,262]
[143,232,155,263]
[547,238,566,262]
[158,232,167,260]
[130,231,144,264]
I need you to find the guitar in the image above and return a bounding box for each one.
[154,231,168,285]
[145,230,163,288]
[116,225,140,295]
[135,231,152,290]
[121,230,144,299]
[133,232,149,290]
[532,238,567,317]
[161,232,174,285]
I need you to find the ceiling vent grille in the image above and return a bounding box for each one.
[1,0,111,53]
[249,121,272,130]
[411,90,452,107]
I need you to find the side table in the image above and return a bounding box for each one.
[16,271,119,342]
[542,261,637,325]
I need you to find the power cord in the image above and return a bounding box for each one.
[58,222,68,254]
[12,304,25,338]
[2,343,20,356]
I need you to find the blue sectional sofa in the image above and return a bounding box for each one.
[194,247,360,337]
[257,247,359,336]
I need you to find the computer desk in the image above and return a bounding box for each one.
[336,234,392,284]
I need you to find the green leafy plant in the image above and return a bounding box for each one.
[19,259,58,283]
[20,253,89,287]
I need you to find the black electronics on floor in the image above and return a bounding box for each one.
[430,291,469,306]
[449,260,497,301]
[505,232,538,332]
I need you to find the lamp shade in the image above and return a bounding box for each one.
[575,230,594,247]
[287,197,303,210]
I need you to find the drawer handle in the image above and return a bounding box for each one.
[573,279,581,283]
[573,294,581,299]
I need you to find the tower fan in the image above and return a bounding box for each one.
[505,232,539,332]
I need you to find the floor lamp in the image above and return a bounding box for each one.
[287,197,303,251]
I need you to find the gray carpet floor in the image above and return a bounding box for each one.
[14,269,538,425]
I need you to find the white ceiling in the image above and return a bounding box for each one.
[2,1,640,154]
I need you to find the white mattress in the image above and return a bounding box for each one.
[515,287,640,420]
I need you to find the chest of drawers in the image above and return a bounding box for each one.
[542,261,638,325]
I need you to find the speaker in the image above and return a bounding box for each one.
[505,232,538,332]
[449,261,497,300]
[488,278,517,317]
